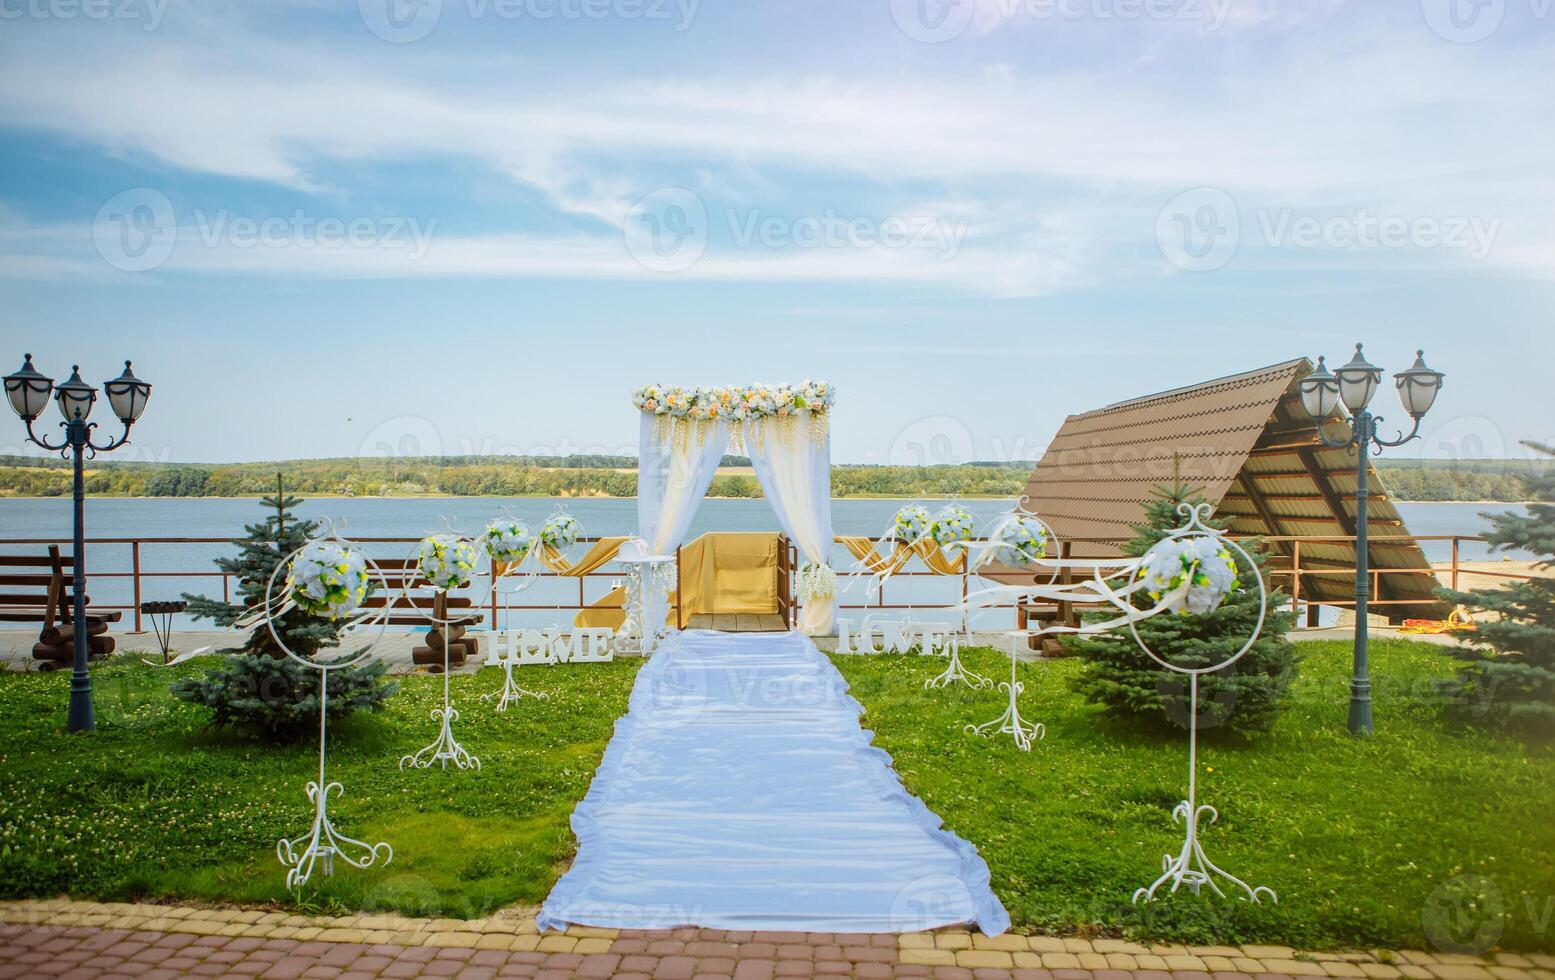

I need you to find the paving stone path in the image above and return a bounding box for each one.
[3,901,1551,980]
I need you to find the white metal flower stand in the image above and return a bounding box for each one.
[399,533,483,772]
[260,528,394,889]
[483,565,548,712]
[1125,508,1276,904]
[961,632,1043,748]
[923,631,993,692]
[954,503,1277,904]
[618,552,677,655]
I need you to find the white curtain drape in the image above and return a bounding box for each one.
[637,414,729,555]
[745,415,835,636]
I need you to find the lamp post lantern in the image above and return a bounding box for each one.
[1300,344,1442,735]
[4,354,151,733]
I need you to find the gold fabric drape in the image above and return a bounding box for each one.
[575,584,680,630]
[836,536,966,577]
[539,536,630,576]
[679,532,780,616]
[576,532,781,628]
[492,537,631,628]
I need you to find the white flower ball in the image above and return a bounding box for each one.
[481,518,532,563]
[893,505,932,544]
[286,540,371,620]
[541,514,581,549]
[930,505,977,546]
[418,533,479,591]
[1138,535,1241,615]
[995,516,1049,569]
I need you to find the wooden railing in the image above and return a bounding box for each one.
[0,531,1536,633]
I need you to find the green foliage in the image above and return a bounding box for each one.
[168,653,397,737]
[1377,457,1549,502]
[1066,481,1298,738]
[0,454,1548,501]
[835,639,1555,951]
[709,474,761,497]
[0,454,1036,499]
[170,485,397,737]
[1438,442,1555,739]
[0,654,641,917]
[1,642,1552,948]
[141,466,210,497]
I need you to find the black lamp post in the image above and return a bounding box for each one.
[1299,344,1443,735]
[5,354,151,733]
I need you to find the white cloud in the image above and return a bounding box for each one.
[0,9,1550,294]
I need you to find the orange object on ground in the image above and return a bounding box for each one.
[1399,607,1477,634]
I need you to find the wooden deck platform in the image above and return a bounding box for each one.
[684,613,789,632]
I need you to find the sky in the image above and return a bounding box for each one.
[0,0,1550,467]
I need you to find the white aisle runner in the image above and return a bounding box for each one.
[538,629,1010,935]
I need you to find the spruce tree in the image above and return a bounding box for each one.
[1438,442,1555,739]
[171,479,397,738]
[1067,480,1298,738]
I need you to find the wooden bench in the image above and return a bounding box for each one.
[0,547,122,667]
[360,557,483,671]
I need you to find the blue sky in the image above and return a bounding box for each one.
[0,0,1550,465]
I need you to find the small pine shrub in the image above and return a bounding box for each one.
[170,482,397,739]
[1066,481,1298,738]
[1438,441,1555,740]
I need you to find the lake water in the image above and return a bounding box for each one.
[0,497,1528,631]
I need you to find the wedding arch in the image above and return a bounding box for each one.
[632,382,835,635]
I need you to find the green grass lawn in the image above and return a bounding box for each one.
[0,655,642,919]
[1,638,1551,952]
[834,639,1555,951]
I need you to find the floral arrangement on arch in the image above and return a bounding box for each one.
[1137,536,1242,616]
[797,561,837,602]
[286,540,372,621]
[418,534,480,591]
[631,381,834,422]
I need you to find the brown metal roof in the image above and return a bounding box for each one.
[1020,358,1447,621]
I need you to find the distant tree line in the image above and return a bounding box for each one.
[1370,466,1531,503]
[0,454,1540,501]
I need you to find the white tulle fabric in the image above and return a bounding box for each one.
[745,415,835,636]
[636,410,836,634]
[537,629,1009,934]
[637,414,729,555]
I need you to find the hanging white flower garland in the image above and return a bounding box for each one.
[797,561,837,602]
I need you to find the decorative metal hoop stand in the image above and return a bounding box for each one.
[488,656,549,713]
[483,554,549,713]
[963,638,1044,749]
[259,526,394,890]
[1127,504,1275,905]
[951,501,1061,745]
[952,501,1277,904]
[924,634,992,692]
[399,529,484,772]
